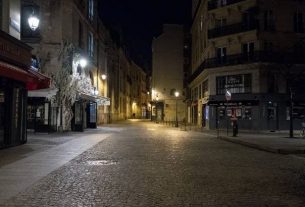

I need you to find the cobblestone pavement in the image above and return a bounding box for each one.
[2,121,305,206]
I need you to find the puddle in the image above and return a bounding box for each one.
[87,160,118,166]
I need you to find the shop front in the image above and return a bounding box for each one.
[71,93,104,132]
[0,30,46,148]
[208,100,259,130]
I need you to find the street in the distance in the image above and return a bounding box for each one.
[1,120,305,207]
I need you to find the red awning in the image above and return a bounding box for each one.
[0,61,50,90]
[26,68,51,90]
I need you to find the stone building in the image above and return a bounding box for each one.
[130,61,149,119]
[190,0,305,131]
[0,0,49,148]
[21,0,111,131]
[152,24,186,124]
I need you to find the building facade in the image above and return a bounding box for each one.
[152,24,186,123]
[190,0,305,131]
[0,0,49,148]
[21,0,111,132]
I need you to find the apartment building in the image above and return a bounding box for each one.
[190,0,305,130]
[152,24,186,123]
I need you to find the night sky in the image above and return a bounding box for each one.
[99,0,191,71]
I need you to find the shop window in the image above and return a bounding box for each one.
[244,108,252,120]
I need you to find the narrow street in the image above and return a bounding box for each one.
[1,120,305,206]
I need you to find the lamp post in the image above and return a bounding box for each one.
[175,91,179,127]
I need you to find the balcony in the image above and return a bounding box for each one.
[189,51,305,83]
[208,0,246,10]
[208,22,258,39]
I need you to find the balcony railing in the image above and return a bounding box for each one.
[208,22,258,39]
[189,51,305,83]
[208,0,246,10]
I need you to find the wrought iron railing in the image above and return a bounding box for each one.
[208,0,246,10]
[189,51,305,83]
[208,22,258,39]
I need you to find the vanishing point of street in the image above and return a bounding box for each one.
[1,120,305,206]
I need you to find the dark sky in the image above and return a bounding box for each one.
[99,0,191,71]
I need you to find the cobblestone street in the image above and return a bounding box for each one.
[1,121,305,206]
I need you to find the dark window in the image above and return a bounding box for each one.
[264,41,273,51]
[242,42,254,59]
[264,10,275,31]
[78,21,83,48]
[216,74,252,95]
[294,11,304,33]
[88,0,94,21]
[88,32,94,58]
[216,47,226,64]
[0,0,2,28]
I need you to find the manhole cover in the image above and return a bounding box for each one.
[87,160,118,166]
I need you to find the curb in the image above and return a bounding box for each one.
[219,136,305,155]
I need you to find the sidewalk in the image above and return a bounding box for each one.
[166,122,305,155]
[218,132,305,154]
[0,127,113,203]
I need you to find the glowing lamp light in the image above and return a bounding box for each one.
[79,58,87,68]
[28,15,40,31]
[174,91,180,97]
[94,90,99,95]
[101,74,107,80]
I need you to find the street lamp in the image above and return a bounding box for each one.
[175,91,179,127]
[28,14,40,31]
[79,58,87,68]
[101,74,107,80]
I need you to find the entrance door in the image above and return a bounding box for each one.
[73,101,83,132]
[0,89,5,147]
[87,102,97,128]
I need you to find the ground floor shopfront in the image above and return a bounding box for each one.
[190,94,305,131]
[0,78,27,149]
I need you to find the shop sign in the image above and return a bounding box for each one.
[0,31,31,67]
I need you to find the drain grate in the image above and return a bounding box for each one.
[87,160,118,166]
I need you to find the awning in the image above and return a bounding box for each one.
[0,61,50,90]
[79,92,110,105]
[26,69,51,90]
[28,88,58,99]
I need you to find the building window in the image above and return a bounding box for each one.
[294,11,304,33]
[216,47,226,64]
[88,32,94,58]
[264,10,275,31]
[88,0,94,21]
[216,74,252,95]
[215,18,227,28]
[202,80,209,97]
[264,41,273,51]
[0,0,2,28]
[78,21,83,48]
[242,42,254,59]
